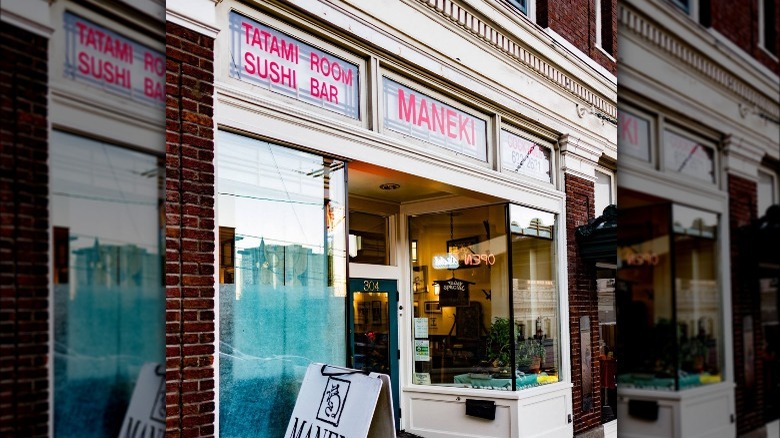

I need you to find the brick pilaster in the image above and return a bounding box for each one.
[728,174,765,435]
[0,23,50,437]
[165,21,216,438]
[565,173,603,435]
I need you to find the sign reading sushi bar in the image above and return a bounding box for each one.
[64,12,166,107]
[229,11,360,119]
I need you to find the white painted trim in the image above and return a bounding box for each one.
[166,8,219,38]
[349,263,401,279]
[117,0,165,22]
[0,0,53,37]
[215,84,566,212]
[543,28,617,86]
[708,28,780,88]
[213,134,221,438]
[218,0,615,160]
[617,53,778,160]
[603,419,618,438]
[49,86,165,155]
[621,0,779,110]
[766,419,780,438]
[722,135,765,183]
[559,134,602,182]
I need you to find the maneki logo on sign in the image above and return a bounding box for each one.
[229,12,360,119]
[64,13,165,107]
[617,110,650,161]
[383,78,488,161]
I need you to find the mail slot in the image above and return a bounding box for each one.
[465,399,496,420]
[628,399,659,421]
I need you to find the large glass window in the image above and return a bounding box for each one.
[617,200,722,391]
[217,131,347,437]
[51,131,164,436]
[510,205,560,386]
[409,204,559,391]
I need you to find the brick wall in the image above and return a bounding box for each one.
[708,0,780,74]
[0,23,50,437]
[165,21,216,438]
[565,174,602,435]
[728,174,765,435]
[538,0,617,75]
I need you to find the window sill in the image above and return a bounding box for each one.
[595,45,617,63]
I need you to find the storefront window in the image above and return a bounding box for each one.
[673,205,721,385]
[51,131,164,436]
[617,202,722,390]
[509,205,560,386]
[217,131,347,437]
[409,204,559,391]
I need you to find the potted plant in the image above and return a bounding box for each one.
[516,339,546,373]
[485,317,512,369]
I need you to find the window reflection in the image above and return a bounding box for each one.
[409,204,560,391]
[51,131,164,437]
[617,200,722,390]
[217,131,346,437]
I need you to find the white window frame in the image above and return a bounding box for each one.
[594,166,616,217]
[497,121,557,189]
[660,122,720,187]
[617,103,656,168]
[669,0,699,20]
[758,0,778,59]
[596,0,603,49]
[758,167,779,216]
[507,0,536,23]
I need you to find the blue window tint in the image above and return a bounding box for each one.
[52,131,164,437]
[217,131,347,437]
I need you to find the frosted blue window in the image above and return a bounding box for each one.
[51,131,164,436]
[217,131,347,437]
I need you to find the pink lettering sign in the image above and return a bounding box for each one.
[64,12,165,107]
[230,12,360,119]
[383,78,487,160]
[617,110,650,161]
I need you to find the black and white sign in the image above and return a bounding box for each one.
[285,363,395,438]
[435,278,471,307]
[118,363,166,438]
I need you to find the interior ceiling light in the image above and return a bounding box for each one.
[379,183,400,190]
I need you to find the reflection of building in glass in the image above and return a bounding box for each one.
[617,1,779,436]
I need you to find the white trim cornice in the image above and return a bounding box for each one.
[559,134,601,182]
[722,135,765,183]
[166,0,219,38]
[1,0,53,38]
[619,0,779,123]
[413,0,617,120]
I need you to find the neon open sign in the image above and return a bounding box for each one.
[463,253,496,266]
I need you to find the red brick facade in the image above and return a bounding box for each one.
[565,173,603,435]
[165,21,217,438]
[537,0,618,75]
[728,174,766,435]
[706,0,780,74]
[0,23,50,438]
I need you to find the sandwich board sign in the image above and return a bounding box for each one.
[285,363,396,438]
[118,362,166,438]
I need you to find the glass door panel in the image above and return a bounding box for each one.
[349,279,398,428]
